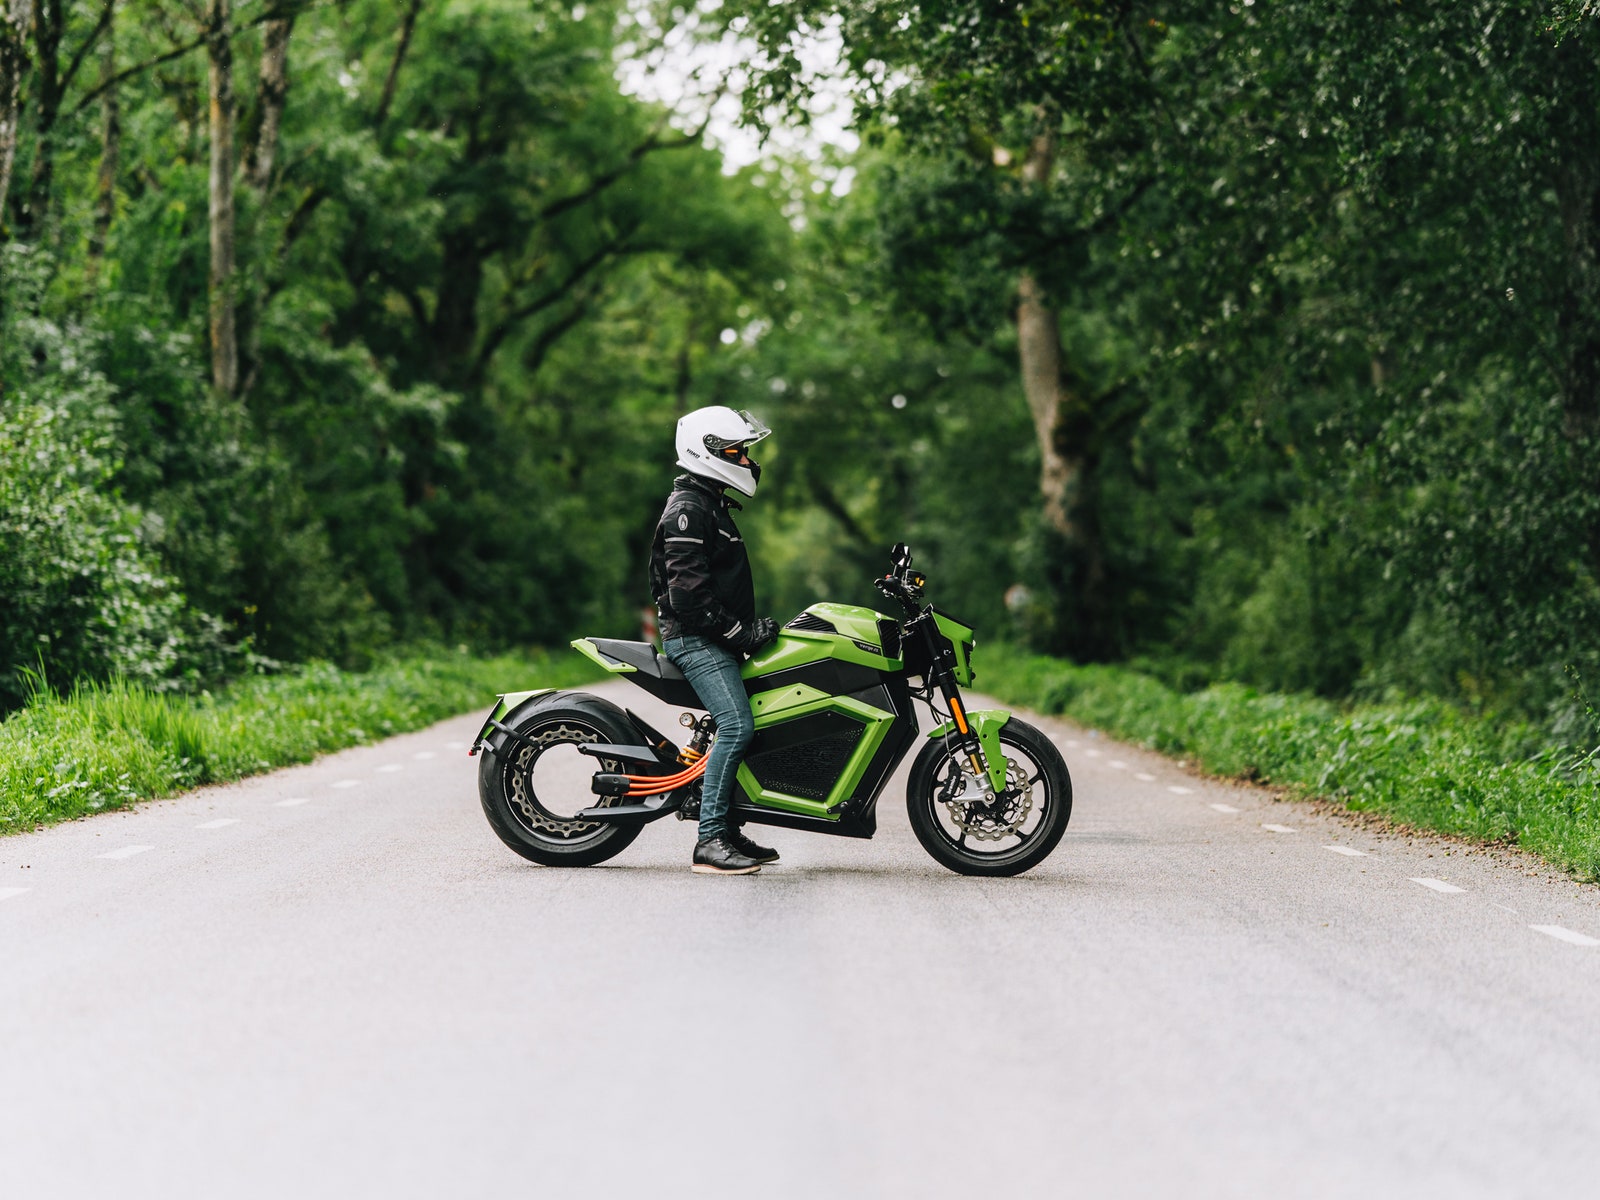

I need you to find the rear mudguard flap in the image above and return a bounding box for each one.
[469,688,558,758]
[927,709,1011,792]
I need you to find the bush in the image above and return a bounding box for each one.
[1,252,190,710]
[980,643,1600,880]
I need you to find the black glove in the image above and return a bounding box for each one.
[726,616,778,655]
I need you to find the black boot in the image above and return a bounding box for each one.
[728,826,779,864]
[692,836,762,875]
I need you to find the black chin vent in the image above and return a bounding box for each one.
[786,612,837,634]
[877,619,902,660]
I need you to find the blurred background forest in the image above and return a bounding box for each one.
[2,0,1598,735]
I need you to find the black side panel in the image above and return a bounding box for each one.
[745,659,883,699]
[744,711,866,801]
[622,672,705,711]
[587,639,705,709]
[732,803,878,840]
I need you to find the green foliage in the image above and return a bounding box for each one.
[981,642,1600,880]
[4,0,1600,761]
[721,0,1600,717]
[0,647,605,831]
[0,246,187,707]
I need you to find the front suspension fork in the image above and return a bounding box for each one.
[915,616,994,794]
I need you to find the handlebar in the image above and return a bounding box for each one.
[875,570,925,614]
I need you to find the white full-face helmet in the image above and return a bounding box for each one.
[675,405,772,497]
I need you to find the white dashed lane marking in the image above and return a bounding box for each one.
[412,751,436,760]
[275,798,312,808]
[1262,824,1297,834]
[376,764,403,774]
[1108,760,1128,770]
[445,741,466,750]
[1324,845,1366,857]
[1168,786,1194,795]
[1530,925,1600,947]
[1084,749,1103,759]
[196,818,239,829]
[97,845,153,860]
[329,780,360,789]
[1135,772,1155,781]
[0,887,29,902]
[1411,878,1465,893]
[1209,803,1241,814]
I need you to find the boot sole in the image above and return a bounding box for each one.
[691,863,761,875]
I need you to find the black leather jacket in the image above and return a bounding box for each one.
[649,473,756,644]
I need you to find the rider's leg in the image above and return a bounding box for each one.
[661,634,754,843]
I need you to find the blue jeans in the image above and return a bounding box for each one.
[662,634,753,842]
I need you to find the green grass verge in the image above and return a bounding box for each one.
[0,647,605,833]
[979,644,1600,880]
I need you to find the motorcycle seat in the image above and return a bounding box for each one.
[587,638,704,710]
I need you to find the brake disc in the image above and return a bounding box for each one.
[937,754,1034,842]
[507,722,621,838]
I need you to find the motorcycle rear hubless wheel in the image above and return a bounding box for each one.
[478,693,642,867]
[906,718,1071,877]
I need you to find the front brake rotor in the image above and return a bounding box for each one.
[937,755,1033,842]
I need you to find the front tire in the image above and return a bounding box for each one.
[906,718,1072,877]
[478,693,643,867]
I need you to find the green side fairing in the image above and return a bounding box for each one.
[808,602,889,646]
[932,610,976,686]
[742,603,901,675]
[738,689,898,818]
[928,708,1010,791]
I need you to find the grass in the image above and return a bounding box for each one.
[978,644,1600,881]
[0,647,605,833]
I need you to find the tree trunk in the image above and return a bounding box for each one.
[1015,129,1080,539]
[249,16,291,193]
[0,0,29,230]
[1014,124,1111,655]
[1017,269,1075,537]
[20,0,60,234]
[206,0,237,394]
[87,2,117,267]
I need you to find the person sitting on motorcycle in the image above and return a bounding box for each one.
[649,406,781,875]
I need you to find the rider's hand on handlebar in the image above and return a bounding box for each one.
[727,616,778,655]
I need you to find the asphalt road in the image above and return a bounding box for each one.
[3,679,1600,1198]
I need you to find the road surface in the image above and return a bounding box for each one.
[3,680,1599,1198]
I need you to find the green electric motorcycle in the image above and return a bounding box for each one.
[469,545,1072,876]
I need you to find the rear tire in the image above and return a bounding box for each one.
[906,717,1071,877]
[477,692,643,867]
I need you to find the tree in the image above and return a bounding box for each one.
[204,0,236,394]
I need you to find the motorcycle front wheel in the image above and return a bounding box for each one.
[478,693,642,867]
[906,718,1072,877]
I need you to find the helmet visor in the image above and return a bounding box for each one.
[736,410,771,445]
